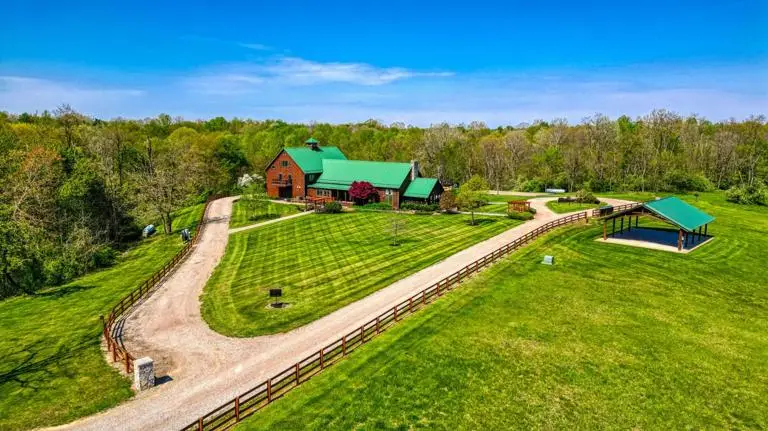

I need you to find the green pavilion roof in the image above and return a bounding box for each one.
[404,177,439,199]
[642,196,715,232]
[305,137,320,144]
[282,146,347,174]
[313,159,412,190]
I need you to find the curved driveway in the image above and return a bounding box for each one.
[54,196,631,430]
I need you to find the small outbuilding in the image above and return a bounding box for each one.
[601,197,715,252]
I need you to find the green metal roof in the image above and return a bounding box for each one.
[643,196,715,232]
[283,146,347,174]
[314,159,411,189]
[404,178,439,199]
[307,181,350,191]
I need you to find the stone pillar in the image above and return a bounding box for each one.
[134,357,155,391]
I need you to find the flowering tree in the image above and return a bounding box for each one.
[349,181,379,204]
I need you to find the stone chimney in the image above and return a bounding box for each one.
[410,160,419,180]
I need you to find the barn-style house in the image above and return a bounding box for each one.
[265,138,443,208]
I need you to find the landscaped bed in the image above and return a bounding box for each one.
[201,212,520,336]
[0,203,206,430]
[234,193,768,429]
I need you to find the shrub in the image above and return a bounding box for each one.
[726,183,767,205]
[349,181,379,204]
[528,207,537,214]
[321,201,343,213]
[507,211,534,221]
[439,192,456,212]
[401,202,439,212]
[662,170,713,192]
[360,202,393,211]
[574,189,599,204]
[520,179,544,192]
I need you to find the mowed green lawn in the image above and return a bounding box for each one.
[476,203,509,213]
[546,200,603,214]
[229,200,303,229]
[478,192,543,202]
[0,204,205,430]
[237,193,768,430]
[201,212,520,336]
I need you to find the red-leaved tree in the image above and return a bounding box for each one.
[349,181,379,204]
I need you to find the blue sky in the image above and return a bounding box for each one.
[1,0,766,125]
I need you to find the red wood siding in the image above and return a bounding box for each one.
[266,151,306,198]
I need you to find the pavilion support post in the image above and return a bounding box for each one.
[627,216,631,232]
[684,231,689,248]
[698,226,702,241]
[677,229,683,251]
[612,218,616,236]
[620,217,624,234]
[603,223,607,240]
[704,224,708,236]
[635,215,638,228]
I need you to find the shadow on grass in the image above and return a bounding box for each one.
[247,213,282,223]
[34,284,97,299]
[465,218,499,226]
[0,335,94,388]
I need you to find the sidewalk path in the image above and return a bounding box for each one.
[54,196,631,431]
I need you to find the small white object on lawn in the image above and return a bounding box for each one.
[542,255,554,265]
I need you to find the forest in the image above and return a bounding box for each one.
[0,106,766,298]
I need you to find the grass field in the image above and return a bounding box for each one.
[476,203,509,213]
[236,193,768,430]
[201,212,520,336]
[546,200,603,213]
[479,193,543,203]
[229,200,303,229]
[0,203,205,430]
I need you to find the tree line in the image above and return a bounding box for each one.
[1,107,765,297]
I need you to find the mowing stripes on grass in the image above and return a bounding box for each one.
[229,200,302,229]
[202,212,520,336]
[235,192,768,430]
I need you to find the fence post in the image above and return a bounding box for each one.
[376,316,380,334]
[320,349,324,369]
[394,305,399,321]
[235,396,240,421]
[342,336,347,355]
[421,290,426,305]
[267,378,272,402]
[437,282,441,296]
[360,326,364,343]
[409,297,413,313]
[198,417,203,431]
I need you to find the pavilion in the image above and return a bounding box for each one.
[601,197,715,252]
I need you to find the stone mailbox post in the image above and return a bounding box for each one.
[134,357,155,391]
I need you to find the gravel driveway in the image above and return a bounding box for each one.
[52,196,632,431]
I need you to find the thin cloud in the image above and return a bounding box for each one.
[0,75,144,116]
[238,43,273,51]
[183,56,455,94]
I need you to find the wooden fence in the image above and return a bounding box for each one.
[181,211,588,431]
[591,202,640,218]
[101,196,219,374]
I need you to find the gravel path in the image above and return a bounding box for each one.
[53,196,632,431]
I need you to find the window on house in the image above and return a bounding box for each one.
[281,160,289,167]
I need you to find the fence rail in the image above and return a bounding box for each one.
[102,195,220,374]
[182,210,589,431]
[591,202,640,218]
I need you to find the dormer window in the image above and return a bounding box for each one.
[281,160,289,167]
